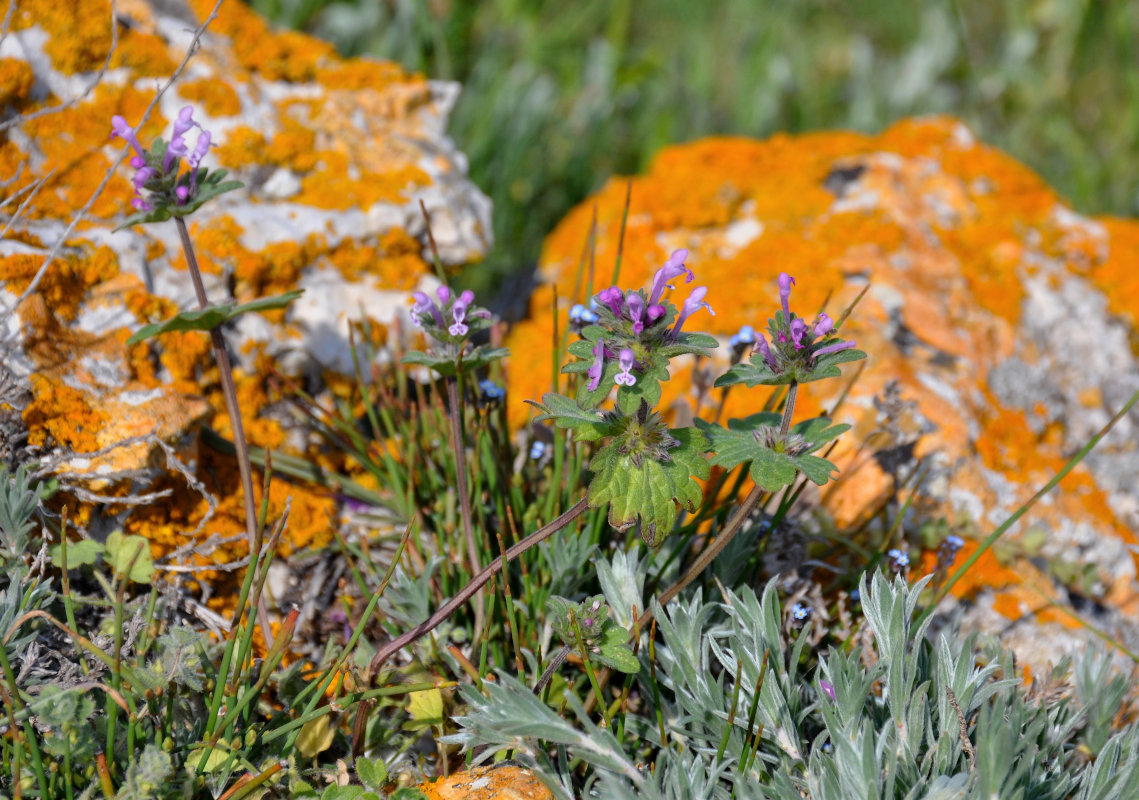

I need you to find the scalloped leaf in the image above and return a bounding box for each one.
[586,427,708,546]
[526,393,612,441]
[697,417,843,491]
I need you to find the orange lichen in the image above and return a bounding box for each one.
[13,83,164,220]
[0,244,118,322]
[326,228,426,289]
[0,57,35,107]
[187,0,335,83]
[295,154,429,211]
[176,78,242,117]
[419,765,554,800]
[315,59,418,91]
[23,375,106,451]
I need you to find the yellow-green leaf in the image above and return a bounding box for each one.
[296,715,336,758]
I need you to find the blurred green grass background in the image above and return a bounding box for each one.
[250,0,1139,294]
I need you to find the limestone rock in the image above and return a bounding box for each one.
[0,0,489,576]
[508,117,1139,671]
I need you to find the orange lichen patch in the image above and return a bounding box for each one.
[13,83,164,220]
[187,0,334,83]
[111,28,178,77]
[124,445,335,593]
[0,244,118,322]
[418,765,554,800]
[176,78,242,117]
[316,59,418,91]
[23,375,106,451]
[0,57,35,107]
[1090,217,1139,337]
[295,155,429,211]
[213,125,269,169]
[6,0,174,76]
[326,228,425,289]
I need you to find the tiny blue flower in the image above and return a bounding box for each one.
[479,379,505,401]
[887,548,909,569]
[529,440,547,460]
[791,602,811,621]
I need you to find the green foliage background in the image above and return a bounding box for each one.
[250,0,1139,291]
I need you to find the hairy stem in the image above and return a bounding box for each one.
[447,375,485,641]
[368,497,590,681]
[175,217,273,647]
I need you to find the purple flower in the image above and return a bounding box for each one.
[587,338,605,391]
[436,285,451,305]
[411,291,444,328]
[820,680,836,701]
[449,290,474,336]
[625,291,646,334]
[648,248,694,306]
[188,129,210,168]
[597,286,625,317]
[614,348,637,386]
[172,106,196,139]
[671,286,714,338]
[813,313,834,337]
[110,115,145,157]
[175,185,190,204]
[131,196,152,211]
[755,333,778,371]
[132,166,156,193]
[164,132,189,173]
[790,318,808,350]
[814,340,857,357]
[778,272,795,320]
[647,304,666,325]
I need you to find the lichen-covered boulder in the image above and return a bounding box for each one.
[0,0,490,578]
[507,117,1139,670]
[417,764,554,800]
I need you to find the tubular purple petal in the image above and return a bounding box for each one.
[790,318,808,350]
[587,338,605,391]
[625,291,646,334]
[813,313,834,337]
[597,286,625,316]
[646,304,665,325]
[187,130,211,170]
[459,289,475,306]
[411,291,444,328]
[436,286,451,305]
[648,248,695,306]
[671,285,714,338]
[172,106,197,139]
[778,272,795,319]
[814,339,857,357]
[756,333,778,370]
[110,115,145,157]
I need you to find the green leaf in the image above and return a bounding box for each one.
[596,624,640,674]
[697,415,844,492]
[126,290,303,345]
[104,530,154,584]
[355,758,387,791]
[404,688,444,732]
[587,427,708,546]
[401,345,508,377]
[389,789,428,800]
[527,393,611,440]
[49,537,101,568]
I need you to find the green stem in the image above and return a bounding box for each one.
[447,374,485,641]
[174,217,273,648]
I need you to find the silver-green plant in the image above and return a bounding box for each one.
[445,566,1139,799]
